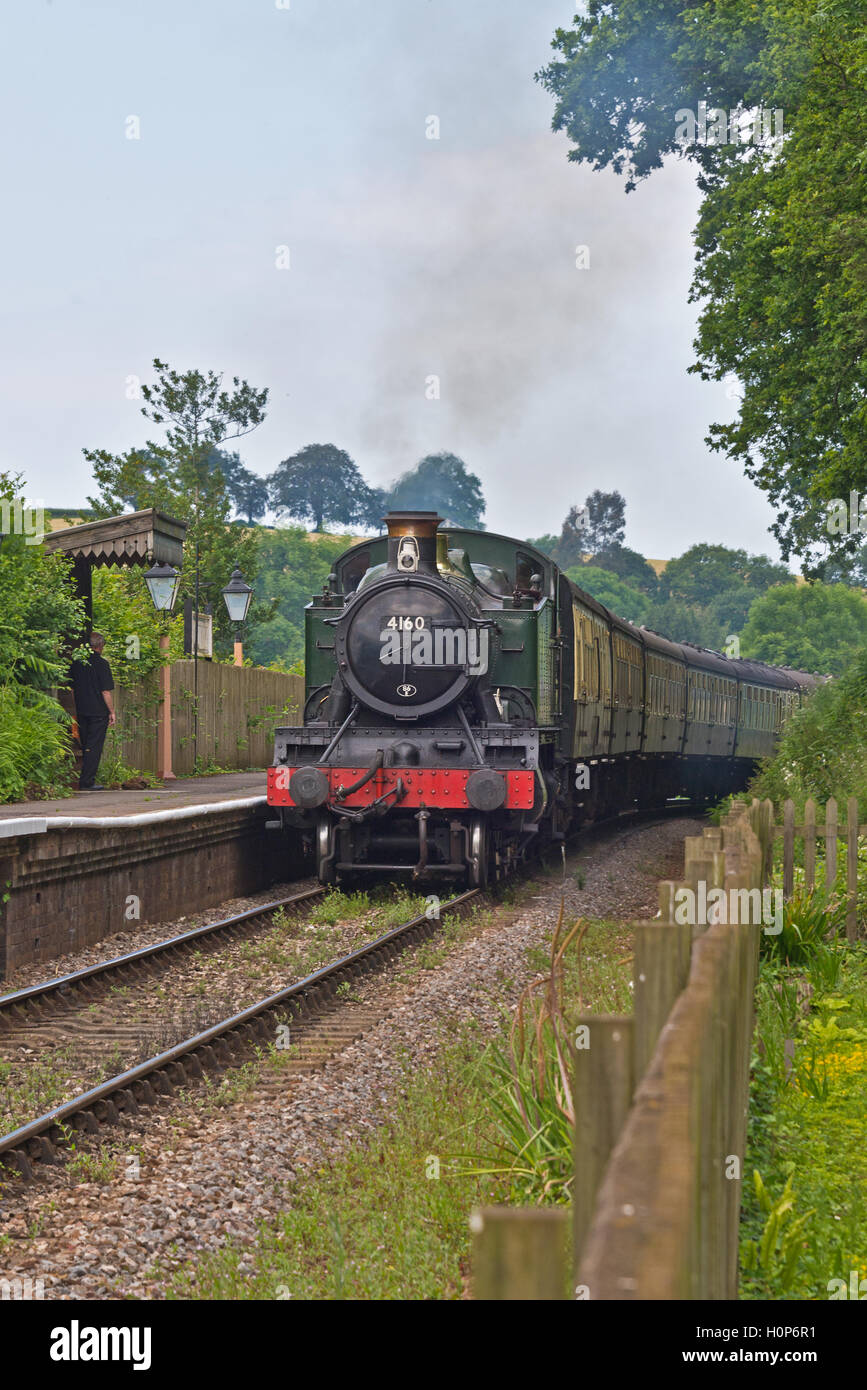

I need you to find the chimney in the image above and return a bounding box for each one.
[383,511,442,576]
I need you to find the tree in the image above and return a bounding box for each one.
[526,533,558,558]
[643,597,724,650]
[815,541,867,588]
[749,647,867,815]
[360,485,390,532]
[246,527,351,669]
[551,490,625,568]
[741,583,867,677]
[567,565,651,626]
[269,444,376,532]
[84,359,268,654]
[206,450,270,525]
[706,585,760,638]
[0,470,86,798]
[591,544,660,596]
[664,545,792,607]
[385,452,486,528]
[537,2,867,573]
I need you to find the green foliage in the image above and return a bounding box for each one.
[741,582,867,676]
[548,490,624,568]
[545,492,791,650]
[742,940,867,1299]
[0,685,73,802]
[386,452,486,529]
[566,564,651,625]
[269,443,377,532]
[170,1024,507,1301]
[458,908,585,1204]
[307,887,372,926]
[84,359,267,657]
[245,526,350,669]
[0,474,86,692]
[750,646,867,816]
[762,891,846,966]
[91,568,171,688]
[538,2,867,572]
[209,449,269,524]
[664,544,792,608]
[0,470,85,799]
[741,1171,815,1292]
[589,544,660,595]
[537,0,773,192]
[526,532,558,557]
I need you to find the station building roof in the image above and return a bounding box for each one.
[43,508,186,569]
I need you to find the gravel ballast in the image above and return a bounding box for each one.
[0,816,701,1300]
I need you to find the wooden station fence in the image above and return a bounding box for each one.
[110,661,304,776]
[472,797,817,1301]
[779,797,864,942]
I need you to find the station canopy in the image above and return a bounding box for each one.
[44,508,186,569]
[44,508,187,626]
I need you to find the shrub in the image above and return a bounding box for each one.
[0,686,73,802]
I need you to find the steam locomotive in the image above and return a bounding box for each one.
[267,512,819,885]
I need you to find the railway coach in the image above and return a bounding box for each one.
[267,512,820,885]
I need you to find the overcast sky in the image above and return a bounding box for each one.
[2,0,783,562]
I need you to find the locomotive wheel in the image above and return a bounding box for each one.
[467,817,489,889]
[316,816,336,885]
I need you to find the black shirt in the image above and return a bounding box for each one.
[71,652,114,718]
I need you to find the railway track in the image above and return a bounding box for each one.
[0,799,707,1183]
[0,888,479,1180]
[0,886,325,1031]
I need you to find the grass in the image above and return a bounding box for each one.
[167,897,633,1300]
[740,935,867,1298]
[0,1046,81,1141]
[171,1021,507,1300]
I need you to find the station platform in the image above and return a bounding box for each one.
[0,772,268,823]
[0,771,300,979]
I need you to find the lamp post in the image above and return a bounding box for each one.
[222,566,253,666]
[144,561,181,782]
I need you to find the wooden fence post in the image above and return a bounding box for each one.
[783,799,795,899]
[847,797,859,942]
[825,797,838,904]
[804,798,816,893]
[572,1016,634,1270]
[633,922,692,1081]
[471,1207,568,1300]
[658,881,678,923]
[761,800,775,885]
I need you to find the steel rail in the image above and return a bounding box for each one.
[0,889,479,1174]
[0,887,325,1016]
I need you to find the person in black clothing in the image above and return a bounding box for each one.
[71,631,116,791]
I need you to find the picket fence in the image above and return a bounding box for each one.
[471,795,864,1300]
